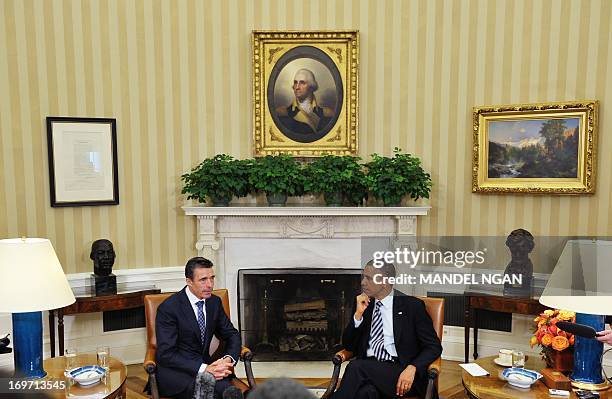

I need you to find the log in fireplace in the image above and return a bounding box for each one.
[238,269,361,361]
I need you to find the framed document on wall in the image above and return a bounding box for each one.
[46,117,119,207]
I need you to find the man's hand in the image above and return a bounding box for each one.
[355,293,370,321]
[396,365,416,397]
[596,329,612,345]
[211,356,233,366]
[205,361,233,380]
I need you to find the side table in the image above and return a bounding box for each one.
[49,289,161,357]
[44,354,127,399]
[464,294,547,363]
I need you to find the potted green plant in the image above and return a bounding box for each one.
[304,155,367,206]
[365,148,432,206]
[249,155,304,206]
[181,154,251,206]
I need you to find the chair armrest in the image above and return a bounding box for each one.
[144,347,157,374]
[322,349,354,398]
[333,349,354,365]
[423,357,441,399]
[240,346,254,362]
[240,346,256,389]
[427,357,441,379]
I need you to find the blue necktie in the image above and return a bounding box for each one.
[369,301,393,361]
[196,300,206,345]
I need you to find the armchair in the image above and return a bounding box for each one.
[143,289,256,399]
[322,296,444,399]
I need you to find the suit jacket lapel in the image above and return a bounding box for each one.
[393,293,405,345]
[360,301,375,355]
[180,288,204,347]
[203,297,216,350]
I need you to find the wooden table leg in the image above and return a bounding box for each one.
[58,310,65,356]
[473,307,479,360]
[48,310,55,358]
[464,296,470,363]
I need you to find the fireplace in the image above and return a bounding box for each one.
[238,268,361,361]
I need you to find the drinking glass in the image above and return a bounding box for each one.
[96,346,110,369]
[64,348,78,372]
[512,350,525,368]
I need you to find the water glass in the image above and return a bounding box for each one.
[96,346,110,369]
[64,348,78,371]
[512,350,525,368]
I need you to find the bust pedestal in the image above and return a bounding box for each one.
[91,274,117,296]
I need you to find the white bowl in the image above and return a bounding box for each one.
[67,365,105,386]
[502,368,542,389]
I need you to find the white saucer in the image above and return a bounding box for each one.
[493,357,513,367]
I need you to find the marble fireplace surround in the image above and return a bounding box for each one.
[183,206,430,323]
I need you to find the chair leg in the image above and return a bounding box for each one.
[146,369,160,399]
[423,368,439,399]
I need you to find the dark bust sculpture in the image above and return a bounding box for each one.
[90,239,117,295]
[91,239,116,276]
[503,228,535,297]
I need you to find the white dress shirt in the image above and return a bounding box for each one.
[353,293,398,358]
[184,288,235,373]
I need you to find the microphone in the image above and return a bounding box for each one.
[222,386,244,399]
[556,321,597,338]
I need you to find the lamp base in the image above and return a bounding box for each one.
[571,380,610,391]
[12,312,46,379]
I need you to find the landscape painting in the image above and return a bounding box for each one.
[472,101,598,194]
[488,118,579,179]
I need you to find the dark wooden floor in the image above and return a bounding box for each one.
[125,360,468,399]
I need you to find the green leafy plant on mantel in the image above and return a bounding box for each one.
[304,155,368,206]
[180,154,251,206]
[365,148,432,206]
[249,154,304,206]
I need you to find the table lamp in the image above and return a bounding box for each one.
[0,238,76,378]
[539,239,612,391]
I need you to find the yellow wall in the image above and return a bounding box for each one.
[0,0,610,273]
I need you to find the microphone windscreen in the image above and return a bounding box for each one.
[556,321,597,338]
[222,386,244,399]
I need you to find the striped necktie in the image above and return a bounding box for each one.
[369,301,393,361]
[196,300,206,345]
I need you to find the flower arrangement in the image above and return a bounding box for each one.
[531,309,575,371]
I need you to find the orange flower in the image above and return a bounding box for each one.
[569,335,575,345]
[552,336,569,351]
[541,334,554,347]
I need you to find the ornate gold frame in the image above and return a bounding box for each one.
[472,100,598,194]
[252,30,358,156]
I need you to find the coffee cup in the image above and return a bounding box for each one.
[498,349,513,364]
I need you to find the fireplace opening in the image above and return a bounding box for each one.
[238,268,361,361]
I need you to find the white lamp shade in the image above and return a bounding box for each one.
[0,238,76,312]
[539,239,612,315]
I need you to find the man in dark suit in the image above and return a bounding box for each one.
[332,261,442,399]
[156,257,241,399]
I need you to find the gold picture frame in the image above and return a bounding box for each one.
[472,100,598,194]
[252,30,358,156]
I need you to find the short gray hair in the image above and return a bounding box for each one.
[247,378,316,399]
[294,68,319,92]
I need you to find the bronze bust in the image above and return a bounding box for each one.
[90,239,116,277]
[503,228,534,297]
[90,239,117,295]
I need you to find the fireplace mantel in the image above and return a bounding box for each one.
[183,205,429,259]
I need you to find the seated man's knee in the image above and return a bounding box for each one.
[355,384,378,399]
